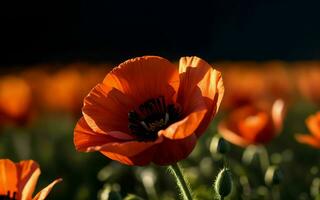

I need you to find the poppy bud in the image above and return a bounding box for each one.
[210,136,230,155]
[242,145,259,166]
[214,168,233,199]
[264,166,283,186]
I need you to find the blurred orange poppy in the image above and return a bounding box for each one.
[220,64,266,110]
[218,100,285,147]
[261,61,293,103]
[22,65,109,115]
[295,112,320,148]
[0,159,62,200]
[294,63,320,105]
[74,56,224,165]
[0,76,32,126]
[41,68,83,114]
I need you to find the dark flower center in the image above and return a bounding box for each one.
[0,191,17,200]
[128,96,181,141]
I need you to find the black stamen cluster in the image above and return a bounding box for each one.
[128,96,181,141]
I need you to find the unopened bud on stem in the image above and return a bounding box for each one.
[264,165,283,186]
[214,168,233,199]
[210,136,230,155]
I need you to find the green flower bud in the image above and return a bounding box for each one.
[264,166,283,186]
[214,168,233,199]
[210,136,230,155]
[242,145,259,166]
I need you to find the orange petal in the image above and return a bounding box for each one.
[17,160,41,200]
[0,76,32,119]
[159,88,207,139]
[295,134,320,148]
[75,117,162,159]
[98,136,163,157]
[101,148,156,166]
[238,112,269,143]
[218,122,251,147]
[103,56,180,106]
[0,159,18,195]
[225,104,280,145]
[306,112,320,139]
[178,56,224,136]
[101,151,135,165]
[103,135,196,166]
[152,134,197,165]
[83,83,135,135]
[74,117,127,152]
[32,178,62,200]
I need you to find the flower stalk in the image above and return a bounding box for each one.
[168,163,193,200]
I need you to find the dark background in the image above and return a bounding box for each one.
[1,0,320,66]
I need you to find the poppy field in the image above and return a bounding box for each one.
[0,57,320,200]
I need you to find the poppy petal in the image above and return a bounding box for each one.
[103,56,180,106]
[102,134,197,166]
[306,112,320,139]
[218,122,251,147]
[17,160,41,200]
[82,83,135,136]
[238,112,269,143]
[152,134,197,165]
[0,159,18,195]
[159,87,207,139]
[98,136,163,157]
[295,134,320,148]
[32,178,62,200]
[178,56,224,136]
[101,148,156,166]
[75,117,162,158]
[74,117,126,152]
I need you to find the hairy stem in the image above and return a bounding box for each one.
[168,163,193,200]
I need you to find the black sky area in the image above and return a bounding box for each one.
[0,0,320,67]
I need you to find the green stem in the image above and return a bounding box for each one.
[168,163,193,200]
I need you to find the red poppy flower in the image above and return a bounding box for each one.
[218,100,285,147]
[0,76,32,126]
[221,65,267,110]
[295,112,320,148]
[74,56,224,165]
[40,68,83,113]
[0,159,62,200]
[295,63,320,105]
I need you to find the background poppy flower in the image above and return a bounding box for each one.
[0,159,62,200]
[0,76,32,126]
[40,68,83,114]
[220,65,266,110]
[218,100,285,147]
[74,56,224,166]
[294,64,320,105]
[295,112,320,148]
[220,62,293,111]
